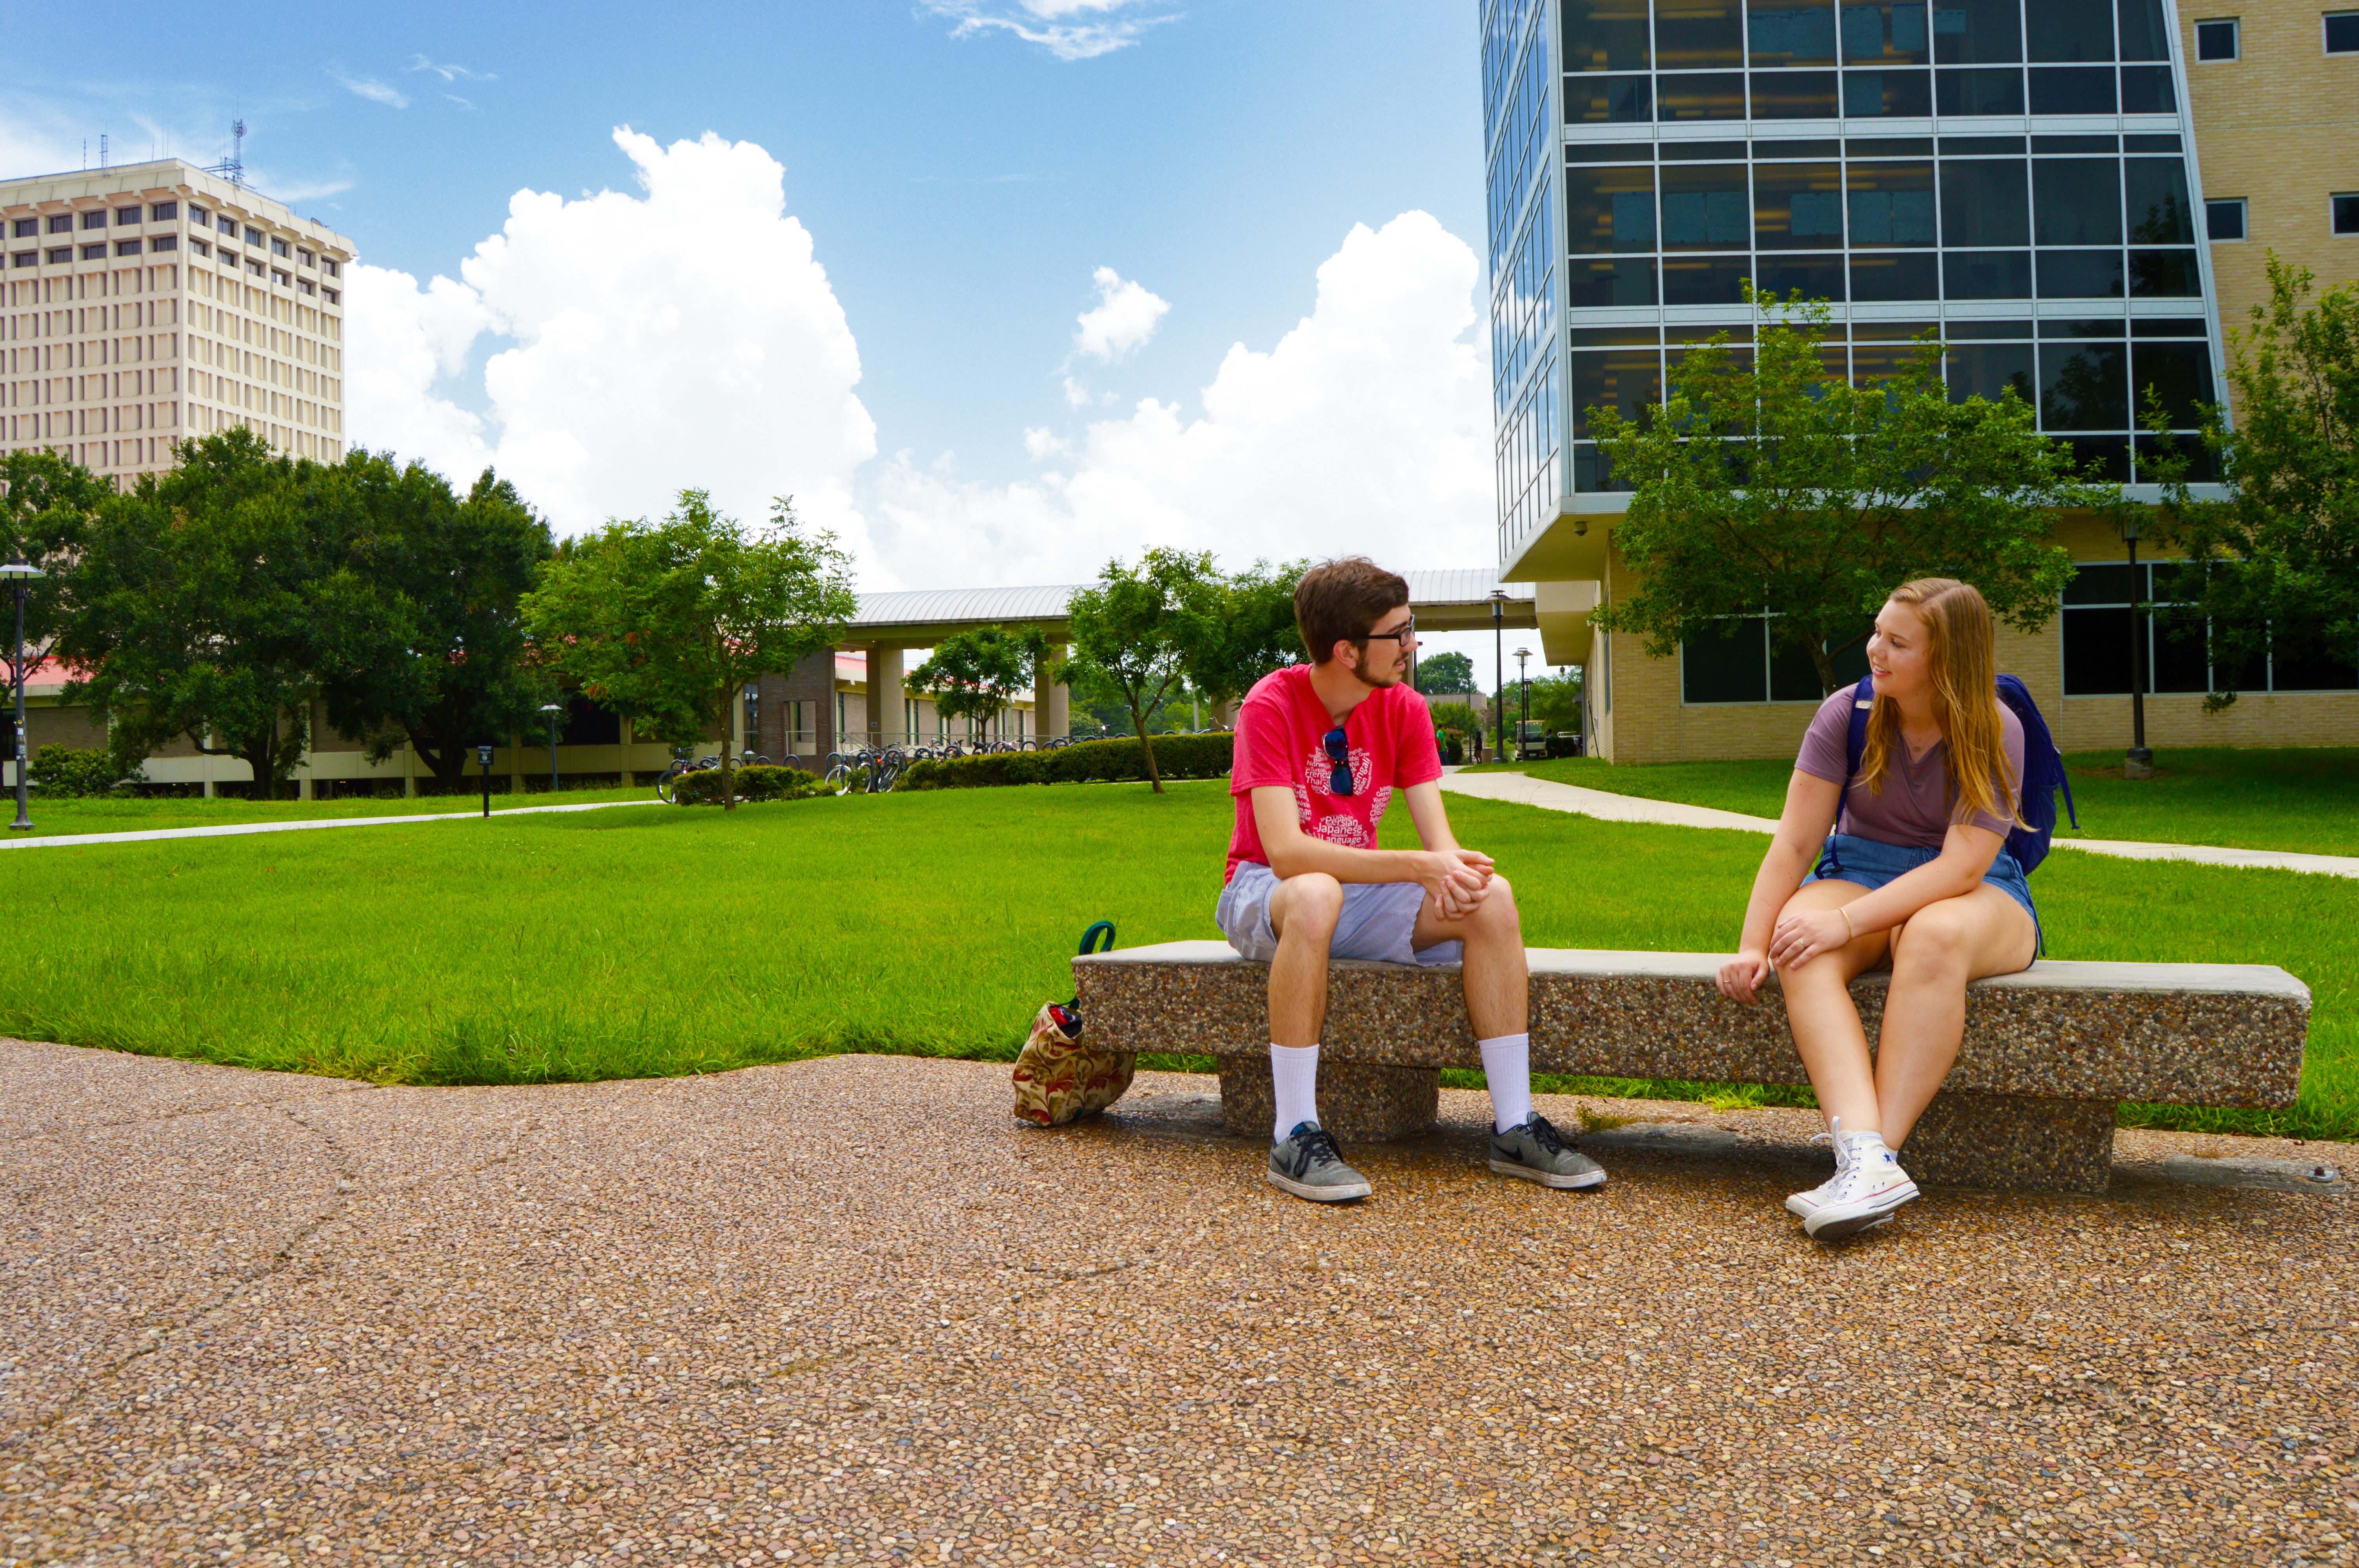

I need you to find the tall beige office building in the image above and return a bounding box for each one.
[1,157,354,484]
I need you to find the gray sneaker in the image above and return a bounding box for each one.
[1267,1121,1373,1203]
[1489,1114,1607,1190]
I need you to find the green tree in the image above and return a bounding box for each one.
[1528,670,1585,733]
[1061,547,1215,793]
[909,625,1048,743]
[2145,256,2359,702]
[521,491,856,810]
[1414,650,1477,694]
[1428,699,1481,740]
[0,449,107,644]
[1175,559,1307,717]
[310,453,556,788]
[1590,291,2096,695]
[58,430,327,795]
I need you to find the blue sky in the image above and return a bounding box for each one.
[5,0,1525,661]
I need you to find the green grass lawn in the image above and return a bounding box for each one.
[5,784,653,837]
[1472,746,2359,857]
[3,778,2350,1142]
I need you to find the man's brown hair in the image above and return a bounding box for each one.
[1294,557,1409,664]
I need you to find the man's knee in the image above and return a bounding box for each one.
[1273,872,1344,940]
[1467,872,1523,941]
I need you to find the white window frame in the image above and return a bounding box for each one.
[2328,9,2359,53]
[2335,193,2359,236]
[2206,197,2249,240]
[2193,16,2241,59]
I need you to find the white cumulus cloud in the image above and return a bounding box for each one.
[1071,265,1169,363]
[346,127,883,575]
[869,211,1494,588]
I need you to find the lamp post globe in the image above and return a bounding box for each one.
[0,559,47,832]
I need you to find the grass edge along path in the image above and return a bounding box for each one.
[0,783,2348,1142]
[1474,746,2359,859]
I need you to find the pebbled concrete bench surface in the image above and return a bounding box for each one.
[1078,941,2310,1109]
[1076,943,2311,1194]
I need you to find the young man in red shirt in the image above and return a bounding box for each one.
[1216,557,1607,1201]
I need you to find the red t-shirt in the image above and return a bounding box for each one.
[1225,663,1445,884]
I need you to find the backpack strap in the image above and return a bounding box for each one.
[1841,673,1874,801]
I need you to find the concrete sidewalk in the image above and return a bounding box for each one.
[3,1039,2352,1567]
[0,795,663,850]
[1440,769,2359,880]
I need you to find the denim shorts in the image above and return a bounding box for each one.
[1803,832,2039,940]
[1214,861,1465,967]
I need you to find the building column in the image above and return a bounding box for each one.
[865,644,903,750]
[1037,643,1070,740]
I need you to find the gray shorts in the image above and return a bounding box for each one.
[1214,861,1465,967]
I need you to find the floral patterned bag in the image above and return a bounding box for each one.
[1011,922,1134,1125]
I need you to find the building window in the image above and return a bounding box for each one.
[322,287,339,304]
[298,277,314,294]
[2336,194,2359,234]
[9,252,33,269]
[321,258,340,278]
[151,235,178,253]
[218,216,236,234]
[80,243,105,261]
[272,268,291,285]
[297,247,314,267]
[80,211,105,230]
[10,219,33,239]
[1680,612,1873,704]
[243,226,264,246]
[190,239,209,257]
[46,248,69,265]
[2062,563,2359,693]
[2329,11,2359,51]
[46,215,71,234]
[189,206,208,225]
[247,259,265,276]
[114,240,142,257]
[2195,17,2240,57]
[271,238,289,258]
[2206,198,2248,239]
[114,207,141,227]
[151,201,178,221]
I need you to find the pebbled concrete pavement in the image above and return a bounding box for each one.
[3,1040,2355,1568]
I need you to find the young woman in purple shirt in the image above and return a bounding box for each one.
[1716,578,2039,1241]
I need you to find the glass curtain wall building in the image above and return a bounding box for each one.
[1485,0,2232,568]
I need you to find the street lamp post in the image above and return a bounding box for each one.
[1488,589,1509,766]
[539,704,563,794]
[2123,516,2154,780]
[1515,647,1532,761]
[476,743,495,818]
[0,560,44,831]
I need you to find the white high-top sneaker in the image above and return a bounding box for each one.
[1784,1118,1918,1241]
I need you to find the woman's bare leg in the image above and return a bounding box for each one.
[1772,880,1892,1134]
[1876,884,2038,1148]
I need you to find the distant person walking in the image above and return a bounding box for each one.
[1214,557,1605,1202]
[1717,579,2039,1241]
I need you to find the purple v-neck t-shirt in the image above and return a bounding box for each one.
[1793,689,2023,849]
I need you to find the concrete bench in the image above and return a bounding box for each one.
[1074,942,2312,1193]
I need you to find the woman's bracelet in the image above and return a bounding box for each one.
[1839,907,1856,944]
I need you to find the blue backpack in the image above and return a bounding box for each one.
[1841,673,2077,874]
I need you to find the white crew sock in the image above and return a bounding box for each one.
[1270,1043,1321,1143]
[1479,1033,1533,1133]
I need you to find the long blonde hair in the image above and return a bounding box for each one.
[1858,578,2023,829]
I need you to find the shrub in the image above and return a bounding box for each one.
[670,763,832,805]
[898,732,1234,790]
[28,746,133,797]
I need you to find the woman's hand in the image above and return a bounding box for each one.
[1717,948,1772,1004]
[1769,907,1852,971]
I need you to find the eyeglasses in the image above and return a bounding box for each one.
[1358,614,1416,646]
[1321,727,1353,796]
